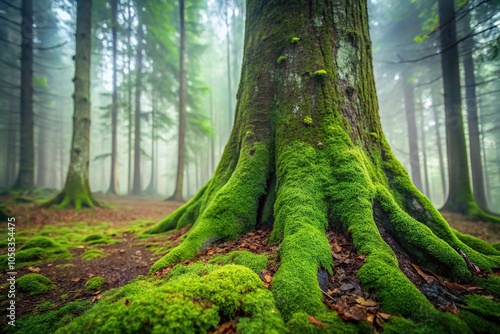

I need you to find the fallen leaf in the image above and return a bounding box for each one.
[27,266,41,273]
[366,313,375,324]
[308,315,326,328]
[410,263,435,284]
[332,242,342,253]
[71,277,81,282]
[264,274,273,283]
[442,303,459,314]
[377,312,391,320]
[355,297,378,307]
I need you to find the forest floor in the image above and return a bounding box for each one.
[1,195,499,331]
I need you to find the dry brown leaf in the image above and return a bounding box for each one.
[410,263,435,284]
[377,312,391,320]
[308,315,326,328]
[27,266,41,273]
[366,313,375,324]
[332,242,342,253]
[442,303,459,314]
[264,274,273,283]
[355,297,378,307]
[71,277,81,282]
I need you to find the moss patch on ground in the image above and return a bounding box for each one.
[17,273,55,295]
[85,276,107,292]
[81,249,106,261]
[57,265,285,333]
[3,301,91,334]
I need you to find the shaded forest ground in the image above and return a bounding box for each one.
[0,195,499,331]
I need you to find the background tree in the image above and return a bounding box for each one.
[43,0,99,209]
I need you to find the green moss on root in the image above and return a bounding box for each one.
[17,273,55,295]
[452,229,500,255]
[57,265,285,333]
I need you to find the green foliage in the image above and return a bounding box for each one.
[303,116,313,126]
[81,249,106,261]
[3,301,91,334]
[277,55,287,64]
[291,37,300,43]
[314,69,327,76]
[208,250,268,273]
[85,276,107,292]
[58,265,285,333]
[17,273,55,295]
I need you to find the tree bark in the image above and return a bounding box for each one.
[132,22,144,195]
[143,0,500,328]
[108,0,119,195]
[13,0,34,190]
[431,86,447,204]
[169,0,186,201]
[43,0,99,209]
[127,0,133,195]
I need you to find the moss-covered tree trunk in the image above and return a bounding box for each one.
[43,0,99,210]
[146,0,500,330]
[13,0,34,190]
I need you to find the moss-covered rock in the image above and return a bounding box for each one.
[17,273,55,295]
[58,265,285,333]
[81,249,106,261]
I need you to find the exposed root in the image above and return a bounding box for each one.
[41,189,101,210]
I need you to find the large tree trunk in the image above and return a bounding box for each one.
[108,0,119,195]
[13,0,34,190]
[143,0,500,329]
[43,0,99,209]
[169,0,186,201]
[132,23,144,195]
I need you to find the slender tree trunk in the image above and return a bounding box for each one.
[13,0,34,190]
[438,0,476,215]
[170,0,186,201]
[43,0,99,209]
[127,0,133,194]
[225,0,233,132]
[461,9,489,213]
[402,72,422,192]
[419,101,430,197]
[108,0,119,195]
[146,92,156,195]
[132,22,144,195]
[431,87,447,204]
[37,116,47,187]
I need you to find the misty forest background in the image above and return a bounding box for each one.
[0,0,499,213]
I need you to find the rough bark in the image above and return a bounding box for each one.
[13,0,34,190]
[108,0,119,195]
[43,0,99,209]
[169,0,187,202]
[132,22,144,195]
[144,0,500,330]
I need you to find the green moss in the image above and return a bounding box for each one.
[37,300,56,310]
[303,116,313,125]
[81,249,106,261]
[166,261,219,280]
[492,241,500,250]
[291,36,300,43]
[20,236,59,249]
[17,273,55,295]
[475,275,500,298]
[58,265,285,333]
[452,229,500,255]
[208,250,268,273]
[459,310,500,334]
[464,294,500,319]
[277,55,287,64]
[286,311,367,334]
[314,69,327,76]
[150,142,271,274]
[3,301,91,334]
[370,132,379,141]
[85,276,107,292]
[82,233,115,245]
